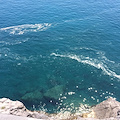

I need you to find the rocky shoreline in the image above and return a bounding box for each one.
[0,97,120,120]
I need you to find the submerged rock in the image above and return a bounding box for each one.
[44,85,65,100]
[21,90,43,104]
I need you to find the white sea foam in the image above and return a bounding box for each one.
[71,47,115,64]
[0,23,52,35]
[51,53,120,79]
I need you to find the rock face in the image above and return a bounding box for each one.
[0,98,30,117]
[0,97,120,120]
[0,98,49,119]
[44,85,65,100]
[21,90,43,104]
[93,97,120,119]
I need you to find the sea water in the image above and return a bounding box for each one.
[0,0,120,113]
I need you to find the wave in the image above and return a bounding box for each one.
[50,53,120,79]
[0,23,52,35]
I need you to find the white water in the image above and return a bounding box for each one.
[51,52,120,79]
[0,23,52,35]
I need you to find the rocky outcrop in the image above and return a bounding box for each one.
[0,114,47,120]
[0,98,49,119]
[0,97,120,120]
[93,97,120,119]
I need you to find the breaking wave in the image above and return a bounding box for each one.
[0,23,52,35]
[51,53,120,79]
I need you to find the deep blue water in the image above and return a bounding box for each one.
[0,0,120,113]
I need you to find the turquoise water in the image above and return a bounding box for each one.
[0,0,120,113]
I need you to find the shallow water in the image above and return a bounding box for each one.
[0,0,120,113]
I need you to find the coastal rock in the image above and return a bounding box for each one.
[44,85,65,100]
[93,97,120,119]
[0,98,30,117]
[82,110,96,118]
[21,90,43,104]
[0,98,49,119]
[0,97,120,120]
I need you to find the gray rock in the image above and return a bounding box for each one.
[44,85,65,100]
[21,90,43,104]
[0,98,49,119]
[0,98,30,117]
[0,113,116,120]
[1,97,120,120]
[0,113,43,120]
[30,111,49,119]
[93,97,120,119]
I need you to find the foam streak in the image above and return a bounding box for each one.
[0,23,52,35]
[51,53,120,79]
